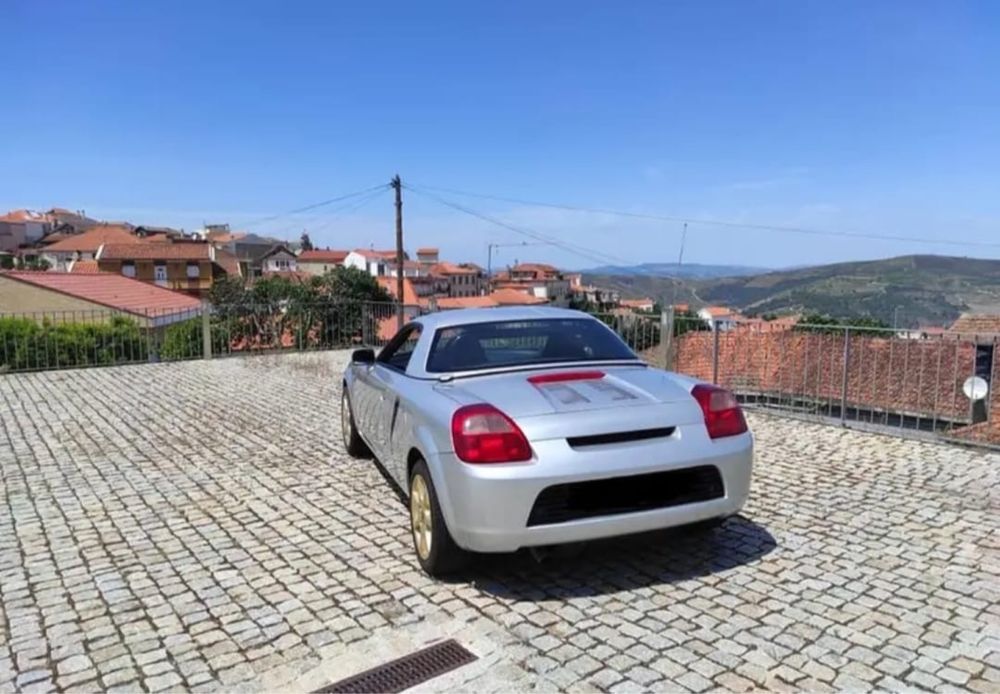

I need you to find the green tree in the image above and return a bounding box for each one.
[300,232,314,251]
[795,313,890,336]
[673,309,709,337]
[313,266,391,303]
[198,266,394,353]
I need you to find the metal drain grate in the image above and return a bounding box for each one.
[316,639,477,693]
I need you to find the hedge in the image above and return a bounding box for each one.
[0,316,147,371]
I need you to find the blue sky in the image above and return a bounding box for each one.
[3,1,999,270]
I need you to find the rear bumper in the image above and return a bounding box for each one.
[429,432,753,553]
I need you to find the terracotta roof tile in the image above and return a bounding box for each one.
[948,313,1000,336]
[298,249,349,263]
[98,243,212,261]
[429,261,478,276]
[489,288,547,305]
[353,248,397,260]
[702,306,741,318]
[377,276,419,305]
[43,225,143,253]
[213,248,241,276]
[68,260,100,273]
[0,271,201,315]
[0,209,48,223]
[435,296,499,309]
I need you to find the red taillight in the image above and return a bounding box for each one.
[451,404,533,463]
[691,384,748,439]
[527,371,605,385]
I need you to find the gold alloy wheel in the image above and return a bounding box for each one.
[341,393,351,447]
[410,474,433,560]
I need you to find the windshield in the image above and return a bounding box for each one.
[426,318,637,373]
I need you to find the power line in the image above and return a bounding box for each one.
[405,184,638,267]
[241,183,390,229]
[300,187,389,237]
[413,182,1000,250]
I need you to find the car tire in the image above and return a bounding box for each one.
[341,390,370,458]
[409,460,466,576]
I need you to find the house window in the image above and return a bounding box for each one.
[187,262,201,279]
[154,264,167,282]
[121,262,136,278]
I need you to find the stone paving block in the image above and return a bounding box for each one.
[0,354,996,694]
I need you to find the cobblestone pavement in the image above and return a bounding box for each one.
[0,352,997,693]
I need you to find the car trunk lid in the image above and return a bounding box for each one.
[434,365,694,418]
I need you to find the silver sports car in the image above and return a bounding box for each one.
[341,306,753,575]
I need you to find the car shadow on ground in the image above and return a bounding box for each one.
[454,516,777,600]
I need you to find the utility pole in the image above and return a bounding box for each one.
[391,175,404,329]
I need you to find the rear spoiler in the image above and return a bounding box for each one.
[432,359,646,383]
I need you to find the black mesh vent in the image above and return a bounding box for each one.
[527,465,724,526]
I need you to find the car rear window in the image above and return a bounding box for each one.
[426,318,637,373]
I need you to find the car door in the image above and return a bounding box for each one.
[349,357,381,450]
[370,323,422,480]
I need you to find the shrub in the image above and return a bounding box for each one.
[0,315,147,371]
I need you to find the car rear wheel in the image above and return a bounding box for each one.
[409,460,465,576]
[341,390,369,458]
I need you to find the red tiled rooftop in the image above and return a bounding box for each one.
[377,276,420,305]
[98,242,212,261]
[702,306,741,318]
[621,298,654,308]
[490,288,547,305]
[298,249,349,263]
[430,261,478,276]
[353,248,397,260]
[948,313,1000,336]
[213,249,241,276]
[0,271,201,315]
[43,225,143,253]
[68,260,100,273]
[0,209,48,223]
[435,296,499,309]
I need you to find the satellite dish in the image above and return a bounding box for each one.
[963,376,989,401]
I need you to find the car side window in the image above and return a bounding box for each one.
[378,324,422,372]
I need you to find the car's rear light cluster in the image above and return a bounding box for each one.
[451,404,533,463]
[691,384,748,439]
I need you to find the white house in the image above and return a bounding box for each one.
[697,306,743,331]
[259,245,298,273]
[344,249,397,277]
[297,249,349,275]
[385,260,427,279]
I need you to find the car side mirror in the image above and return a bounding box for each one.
[352,348,375,365]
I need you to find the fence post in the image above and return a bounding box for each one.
[201,303,212,359]
[712,324,720,384]
[661,307,674,371]
[840,327,851,424]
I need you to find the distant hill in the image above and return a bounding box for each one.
[582,262,768,279]
[584,255,1000,327]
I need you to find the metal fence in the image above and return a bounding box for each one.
[2,302,997,448]
[656,315,998,448]
[0,302,416,373]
